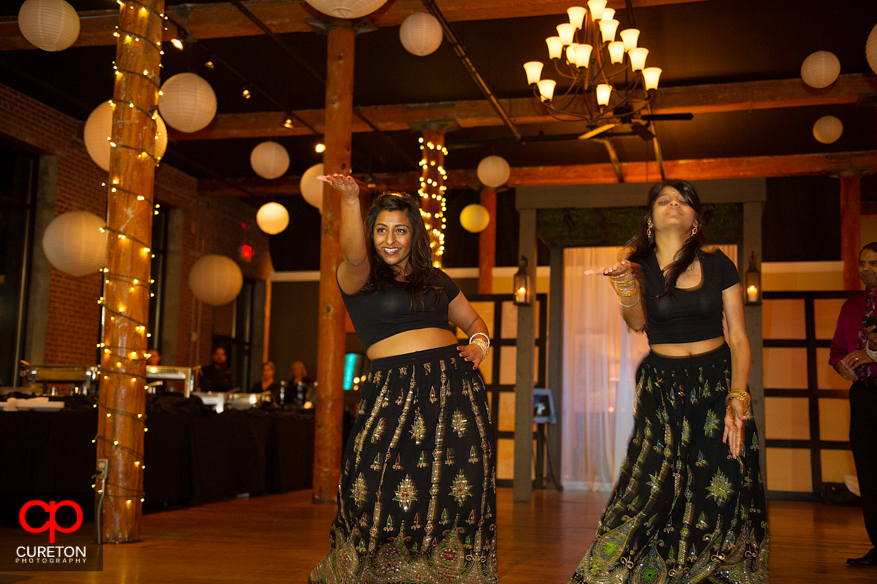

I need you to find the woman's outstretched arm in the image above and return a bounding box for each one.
[320,174,370,295]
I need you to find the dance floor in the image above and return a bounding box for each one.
[0,487,873,583]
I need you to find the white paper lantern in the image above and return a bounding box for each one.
[867,23,877,76]
[188,254,243,306]
[250,142,290,180]
[42,211,106,277]
[460,204,490,233]
[84,101,168,171]
[813,115,843,144]
[158,73,217,133]
[18,0,80,52]
[300,163,325,212]
[400,12,443,56]
[256,202,290,235]
[477,155,511,188]
[303,0,388,19]
[800,51,840,89]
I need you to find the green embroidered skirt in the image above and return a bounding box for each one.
[569,344,769,584]
[309,344,498,584]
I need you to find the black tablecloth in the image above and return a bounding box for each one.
[0,403,315,523]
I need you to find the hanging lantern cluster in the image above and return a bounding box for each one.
[188,254,244,306]
[301,163,325,212]
[303,0,388,19]
[250,141,290,180]
[41,211,107,276]
[84,100,168,172]
[256,202,290,235]
[157,72,217,133]
[399,12,443,56]
[800,51,840,89]
[813,115,843,144]
[460,204,490,233]
[477,155,510,188]
[17,0,80,52]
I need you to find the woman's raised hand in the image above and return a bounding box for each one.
[318,173,360,203]
[589,260,639,279]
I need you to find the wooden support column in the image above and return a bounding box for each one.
[419,127,447,266]
[742,201,766,481]
[514,207,537,502]
[840,175,862,290]
[478,188,496,294]
[313,21,355,503]
[96,0,163,543]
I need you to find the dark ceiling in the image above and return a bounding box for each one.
[1,0,877,197]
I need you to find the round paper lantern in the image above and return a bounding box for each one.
[18,0,80,52]
[250,142,290,180]
[84,101,168,171]
[460,203,490,233]
[868,23,877,76]
[256,202,290,235]
[303,0,388,19]
[813,115,843,144]
[400,12,443,56]
[800,51,840,89]
[158,73,217,133]
[477,155,511,188]
[188,254,243,306]
[41,211,106,277]
[300,163,325,212]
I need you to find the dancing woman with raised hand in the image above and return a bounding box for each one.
[309,175,498,584]
[569,179,769,584]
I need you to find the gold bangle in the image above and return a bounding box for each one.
[726,389,751,413]
[470,336,489,357]
[616,295,640,309]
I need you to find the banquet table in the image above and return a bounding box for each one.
[0,400,315,523]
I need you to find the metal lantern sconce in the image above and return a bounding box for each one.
[514,257,531,306]
[745,252,761,305]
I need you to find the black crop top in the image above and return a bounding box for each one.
[641,249,740,345]
[338,269,460,351]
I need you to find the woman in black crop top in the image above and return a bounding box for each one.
[568,180,768,583]
[308,175,498,584]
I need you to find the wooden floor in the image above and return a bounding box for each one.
[1,488,875,583]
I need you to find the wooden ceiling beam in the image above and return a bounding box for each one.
[197,150,877,197]
[171,74,877,141]
[0,0,710,51]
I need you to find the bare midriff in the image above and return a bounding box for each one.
[650,336,725,358]
[366,327,460,361]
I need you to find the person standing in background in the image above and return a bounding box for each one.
[829,242,877,568]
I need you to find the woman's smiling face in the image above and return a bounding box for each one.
[373,210,413,273]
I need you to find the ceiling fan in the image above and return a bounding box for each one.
[578,112,694,141]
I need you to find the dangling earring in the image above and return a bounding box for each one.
[647,218,653,238]
[691,221,699,236]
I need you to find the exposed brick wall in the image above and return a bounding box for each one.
[1,83,270,368]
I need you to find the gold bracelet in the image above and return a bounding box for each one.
[611,274,640,297]
[470,337,489,357]
[616,295,640,309]
[726,389,751,413]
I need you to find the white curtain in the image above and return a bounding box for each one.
[561,245,737,491]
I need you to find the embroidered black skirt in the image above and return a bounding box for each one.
[309,344,498,584]
[569,344,769,584]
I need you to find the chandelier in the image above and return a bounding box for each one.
[523,1,662,136]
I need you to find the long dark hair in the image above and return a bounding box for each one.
[626,179,707,296]
[362,191,445,305]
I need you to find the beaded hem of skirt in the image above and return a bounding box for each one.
[310,344,498,584]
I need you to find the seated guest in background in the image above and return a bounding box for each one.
[288,360,313,407]
[147,349,161,366]
[198,346,234,392]
[251,361,281,403]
